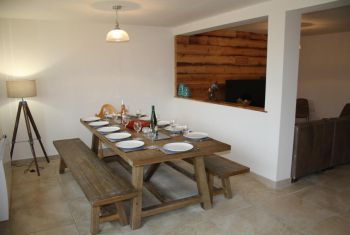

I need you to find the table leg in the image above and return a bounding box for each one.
[193,157,212,210]
[144,163,160,182]
[130,166,144,230]
[91,134,99,154]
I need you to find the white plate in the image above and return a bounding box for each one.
[163,142,193,152]
[184,132,208,140]
[158,120,170,126]
[82,116,100,122]
[97,126,120,133]
[106,132,131,141]
[88,121,109,127]
[116,140,144,149]
[164,125,186,132]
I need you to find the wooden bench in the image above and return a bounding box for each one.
[53,138,138,235]
[203,155,250,200]
[162,155,249,202]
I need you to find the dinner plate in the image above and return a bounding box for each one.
[97,126,120,133]
[105,132,131,140]
[116,140,144,149]
[82,116,100,122]
[88,121,109,127]
[184,132,208,140]
[158,120,170,126]
[164,125,186,132]
[163,142,193,152]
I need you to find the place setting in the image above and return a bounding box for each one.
[82,116,110,128]
[183,131,211,142]
[159,142,196,154]
[115,140,146,152]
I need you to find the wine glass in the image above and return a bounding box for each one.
[111,112,117,123]
[121,114,130,128]
[133,120,142,133]
[136,109,142,118]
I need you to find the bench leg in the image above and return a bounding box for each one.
[91,206,100,235]
[207,173,214,203]
[193,157,212,210]
[59,157,66,174]
[221,177,233,199]
[115,202,128,226]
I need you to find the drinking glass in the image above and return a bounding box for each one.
[133,120,142,133]
[121,114,130,128]
[136,109,142,118]
[111,112,117,123]
[182,125,190,135]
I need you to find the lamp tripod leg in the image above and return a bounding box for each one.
[10,101,23,159]
[25,103,50,163]
[22,102,40,176]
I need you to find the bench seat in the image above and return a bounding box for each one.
[53,138,137,234]
[183,155,249,200]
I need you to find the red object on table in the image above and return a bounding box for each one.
[127,120,150,129]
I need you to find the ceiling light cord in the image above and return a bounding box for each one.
[113,5,121,29]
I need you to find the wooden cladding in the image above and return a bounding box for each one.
[175,29,267,101]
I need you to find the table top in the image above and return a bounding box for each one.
[81,119,231,167]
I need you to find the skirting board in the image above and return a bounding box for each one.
[249,172,292,189]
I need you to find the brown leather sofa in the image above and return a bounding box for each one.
[291,116,350,181]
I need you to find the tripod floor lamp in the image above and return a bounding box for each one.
[6,79,49,176]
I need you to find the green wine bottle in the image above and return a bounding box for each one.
[150,105,158,135]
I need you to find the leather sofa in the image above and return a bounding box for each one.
[291,116,350,181]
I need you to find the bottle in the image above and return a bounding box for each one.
[120,99,126,115]
[150,105,158,135]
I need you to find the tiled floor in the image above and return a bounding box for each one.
[1,158,350,235]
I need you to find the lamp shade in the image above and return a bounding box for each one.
[106,28,129,42]
[6,80,37,98]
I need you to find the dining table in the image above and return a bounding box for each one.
[80,118,231,229]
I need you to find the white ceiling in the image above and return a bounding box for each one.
[232,5,350,36]
[0,0,269,27]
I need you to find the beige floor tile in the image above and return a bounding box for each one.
[12,159,59,185]
[293,185,350,219]
[68,197,91,222]
[305,171,350,192]
[57,172,85,200]
[10,201,74,235]
[11,177,63,211]
[260,193,337,231]
[304,216,350,235]
[210,206,305,235]
[34,224,79,235]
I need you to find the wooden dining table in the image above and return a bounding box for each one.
[81,119,231,229]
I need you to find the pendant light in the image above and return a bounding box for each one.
[106,5,129,42]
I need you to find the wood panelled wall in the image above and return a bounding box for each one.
[175,29,267,101]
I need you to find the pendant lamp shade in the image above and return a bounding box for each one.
[106,5,129,42]
[106,28,129,42]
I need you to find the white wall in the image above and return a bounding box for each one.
[1,0,347,183]
[172,0,345,182]
[0,19,174,160]
[298,31,350,120]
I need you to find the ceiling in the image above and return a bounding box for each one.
[0,0,269,27]
[232,5,350,36]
